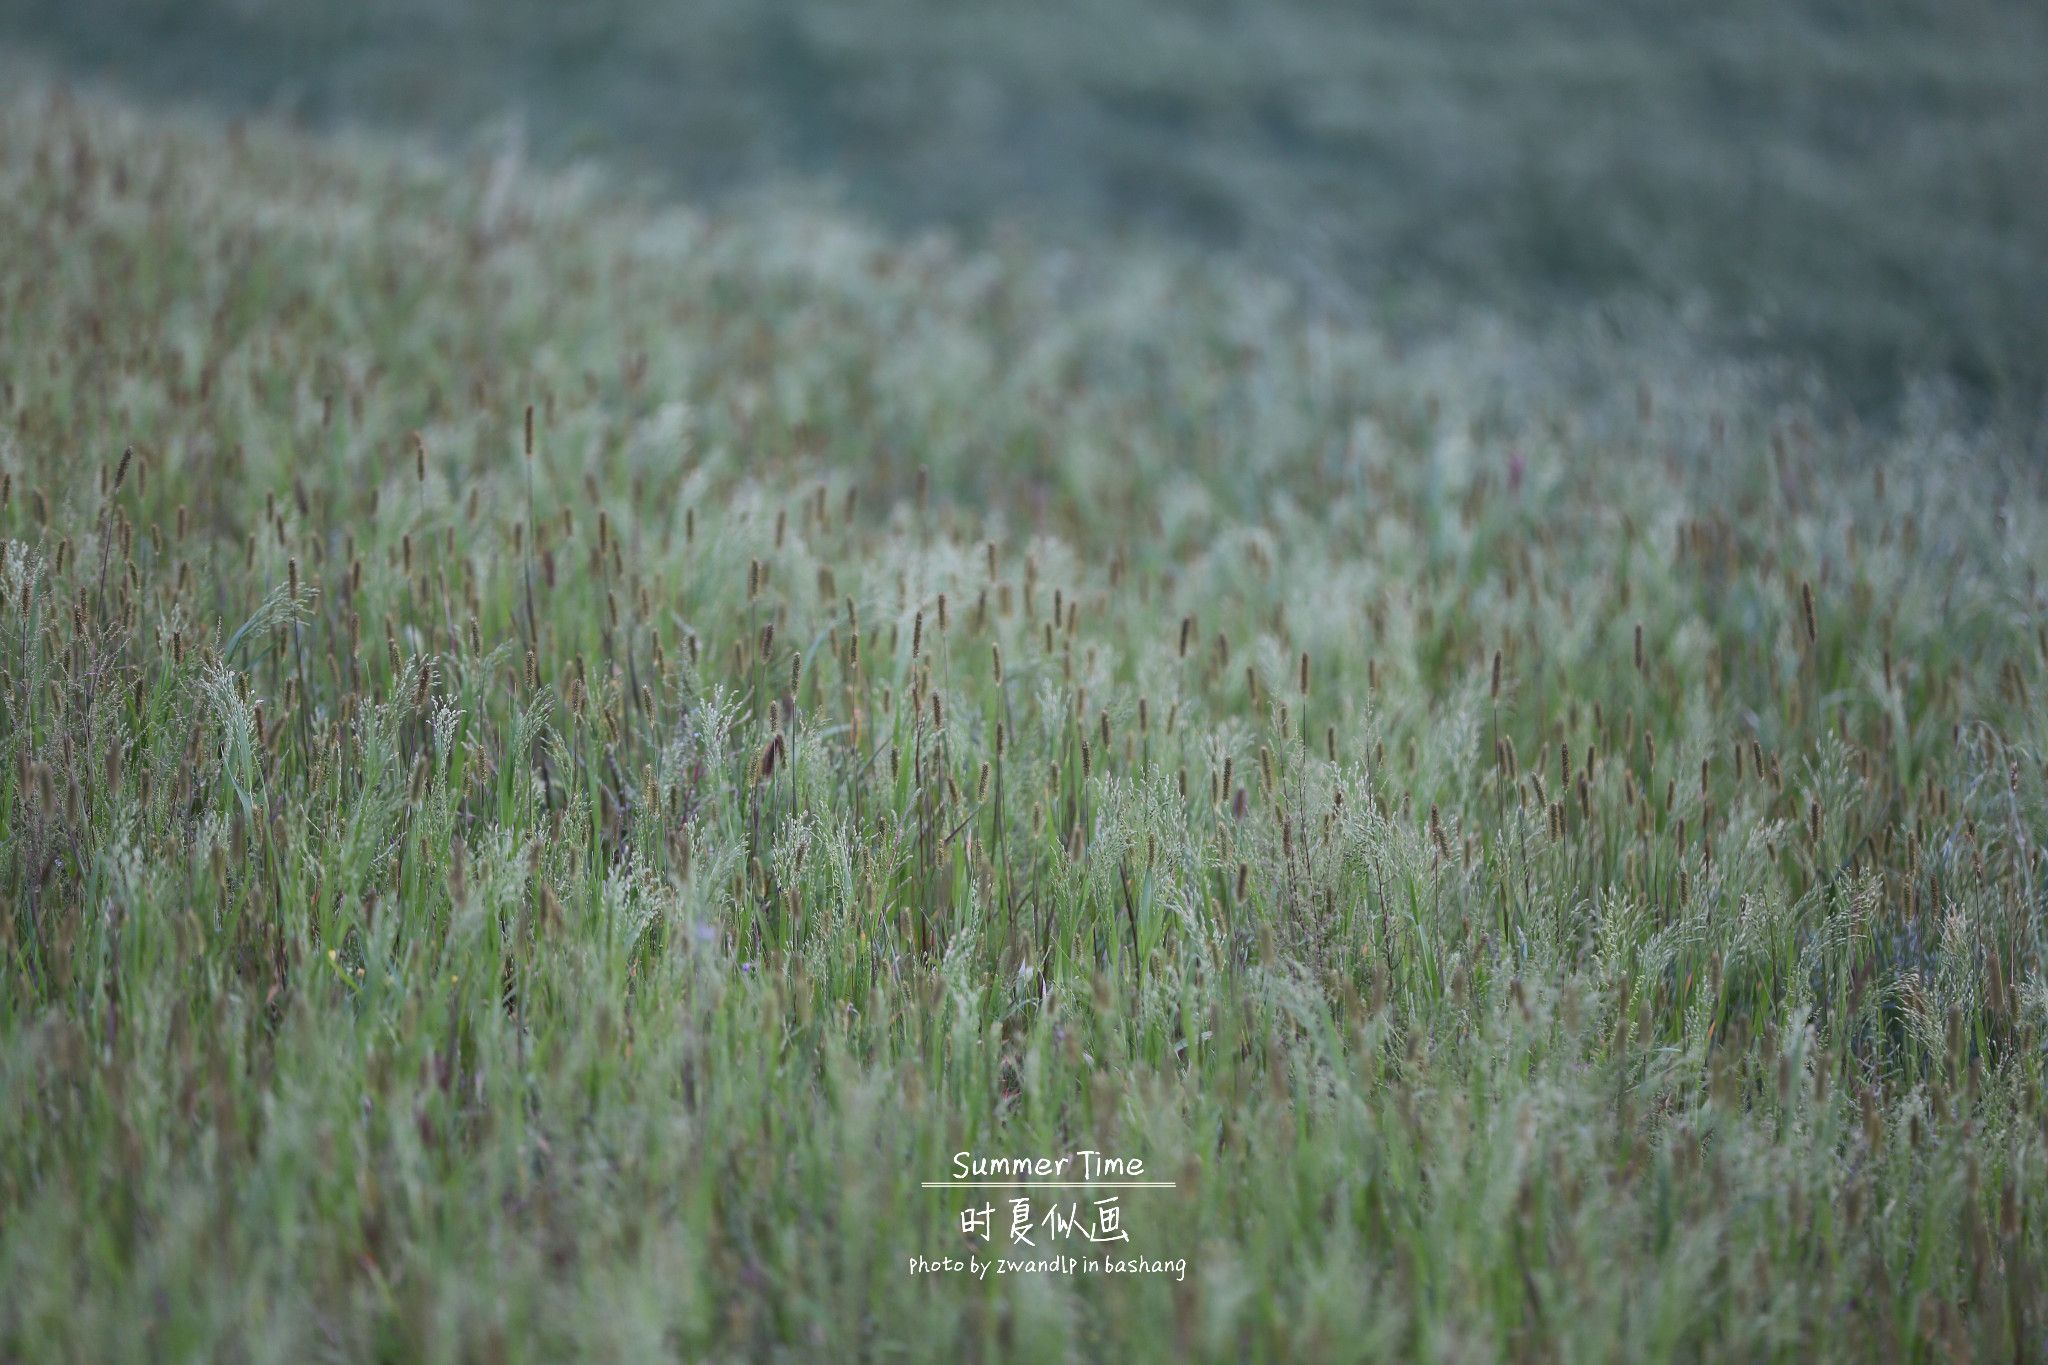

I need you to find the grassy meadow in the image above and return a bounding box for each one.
[3,84,2048,1360]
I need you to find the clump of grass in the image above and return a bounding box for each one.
[2,84,2047,1363]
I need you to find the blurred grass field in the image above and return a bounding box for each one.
[5,0,2047,419]
[3,78,2048,1359]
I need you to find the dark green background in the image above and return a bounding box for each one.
[5,0,2044,417]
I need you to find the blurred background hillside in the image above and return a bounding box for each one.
[4,0,2044,423]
